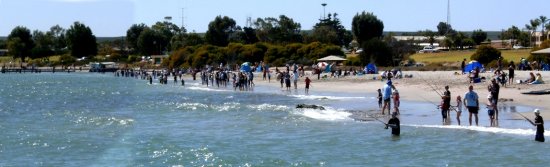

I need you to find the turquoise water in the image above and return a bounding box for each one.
[0,73,548,166]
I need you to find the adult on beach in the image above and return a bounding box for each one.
[461,59,466,74]
[441,85,451,122]
[304,77,311,94]
[464,85,479,126]
[385,112,400,136]
[381,80,393,115]
[530,109,545,142]
[508,63,515,85]
[488,78,500,119]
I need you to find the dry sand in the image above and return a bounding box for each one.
[254,70,550,119]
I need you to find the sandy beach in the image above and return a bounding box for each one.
[253,70,550,118]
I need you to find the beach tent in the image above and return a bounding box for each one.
[364,63,378,74]
[464,61,484,73]
[240,62,251,72]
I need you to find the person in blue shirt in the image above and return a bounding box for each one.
[381,80,393,115]
[463,85,479,126]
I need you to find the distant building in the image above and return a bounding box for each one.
[487,40,514,49]
[393,36,446,42]
[532,32,548,47]
[150,55,169,65]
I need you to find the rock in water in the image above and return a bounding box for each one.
[296,104,325,110]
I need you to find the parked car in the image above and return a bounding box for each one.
[419,46,440,53]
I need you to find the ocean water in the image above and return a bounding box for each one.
[0,73,548,166]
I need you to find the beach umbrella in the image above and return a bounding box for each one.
[317,62,328,71]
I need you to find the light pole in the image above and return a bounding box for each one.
[321,3,327,19]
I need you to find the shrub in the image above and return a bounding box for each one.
[470,45,501,65]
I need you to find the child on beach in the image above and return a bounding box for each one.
[377,89,382,109]
[487,94,496,127]
[455,95,463,125]
[392,89,400,115]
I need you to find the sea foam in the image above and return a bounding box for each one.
[407,124,549,136]
[293,108,352,121]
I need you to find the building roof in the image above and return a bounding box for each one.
[531,48,550,54]
[317,55,347,61]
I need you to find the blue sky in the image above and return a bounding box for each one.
[1,0,549,37]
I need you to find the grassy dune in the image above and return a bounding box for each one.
[410,49,531,63]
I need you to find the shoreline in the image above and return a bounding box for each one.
[252,70,550,119]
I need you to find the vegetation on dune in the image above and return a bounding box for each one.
[1,12,549,70]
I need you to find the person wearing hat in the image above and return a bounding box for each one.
[385,112,400,136]
[533,109,545,142]
[381,80,393,115]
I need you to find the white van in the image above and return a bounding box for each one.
[419,45,439,53]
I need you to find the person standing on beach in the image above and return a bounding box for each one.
[377,89,382,109]
[381,80,393,115]
[461,59,466,74]
[305,77,311,94]
[463,85,479,126]
[486,94,496,127]
[533,109,545,142]
[508,63,515,85]
[392,88,400,115]
[488,78,500,119]
[385,112,400,136]
[440,86,451,123]
[293,71,299,89]
[455,95,463,125]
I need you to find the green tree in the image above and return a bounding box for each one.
[137,28,165,55]
[66,22,98,58]
[7,26,34,61]
[437,22,453,36]
[0,40,6,49]
[186,33,205,46]
[527,19,541,47]
[538,16,548,40]
[471,45,501,65]
[205,16,238,46]
[31,30,55,58]
[471,29,487,45]
[311,13,352,47]
[360,39,393,66]
[126,23,148,53]
[7,38,25,60]
[243,27,259,44]
[351,11,384,45]
[420,30,436,45]
[152,21,183,52]
[500,26,521,46]
[48,25,67,54]
[254,15,303,44]
[307,25,339,45]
